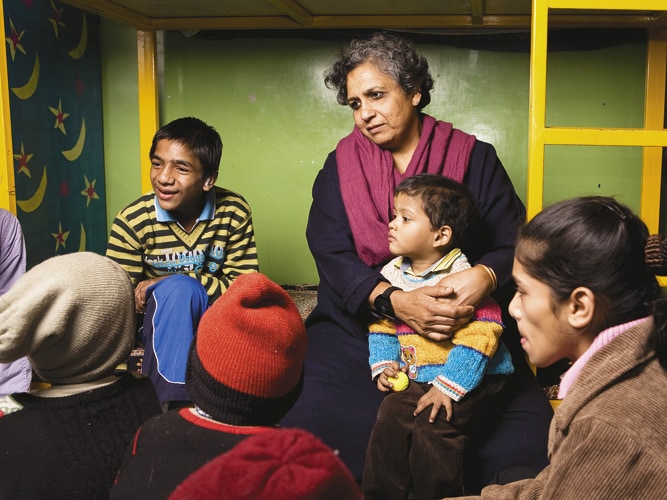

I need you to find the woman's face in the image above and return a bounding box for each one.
[345,61,422,153]
[509,258,582,368]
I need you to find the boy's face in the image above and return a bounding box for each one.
[150,139,216,229]
[388,193,442,262]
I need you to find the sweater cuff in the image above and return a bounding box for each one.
[431,376,466,402]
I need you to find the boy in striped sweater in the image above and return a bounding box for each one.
[107,117,258,408]
[363,174,514,500]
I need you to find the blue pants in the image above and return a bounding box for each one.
[141,275,209,404]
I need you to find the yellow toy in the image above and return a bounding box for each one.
[388,371,409,392]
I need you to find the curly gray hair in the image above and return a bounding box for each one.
[324,31,434,111]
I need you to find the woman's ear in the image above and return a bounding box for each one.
[411,91,422,107]
[433,225,452,249]
[567,286,596,330]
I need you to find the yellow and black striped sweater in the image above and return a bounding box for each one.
[106,186,258,303]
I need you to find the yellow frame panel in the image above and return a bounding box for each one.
[549,0,667,10]
[528,0,667,225]
[0,0,16,213]
[137,30,159,194]
[642,30,667,232]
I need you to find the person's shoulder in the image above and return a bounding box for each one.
[0,208,20,229]
[212,186,252,210]
[310,151,340,191]
[380,256,402,274]
[569,347,667,439]
[464,139,509,185]
[116,192,156,217]
[451,252,470,272]
[0,208,15,220]
[469,138,497,158]
[113,372,161,397]
[134,406,191,437]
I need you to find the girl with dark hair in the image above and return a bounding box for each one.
[452,196,667,498]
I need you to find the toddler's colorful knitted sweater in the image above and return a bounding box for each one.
[368,250,514,401]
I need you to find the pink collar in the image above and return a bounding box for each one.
[558,316,651,399]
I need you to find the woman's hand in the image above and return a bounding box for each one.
[436,264,495,308]
[391,265,495,340]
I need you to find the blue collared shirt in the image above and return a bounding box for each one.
[154,189,216,232]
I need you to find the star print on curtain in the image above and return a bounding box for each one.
[4,0,106,268]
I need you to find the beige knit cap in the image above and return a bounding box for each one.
[0,252,135,384]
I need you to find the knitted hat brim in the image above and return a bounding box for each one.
[186,346,303,426]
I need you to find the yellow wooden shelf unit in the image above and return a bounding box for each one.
[137,30,160,194]
[528,0,667,231]
[0,0,17,214]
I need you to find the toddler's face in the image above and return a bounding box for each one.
[388,193,437,261]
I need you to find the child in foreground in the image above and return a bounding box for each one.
[0,252,161,498]
[168,428,361,500]
[447,196,667,499]
[110,273,362,498]
[363,174,514,499]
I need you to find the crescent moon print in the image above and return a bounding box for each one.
[11,53,40,100]
[17,166,48,213]
[79,222,87,251]
[62,118,86,161]
[6,1,107,264]
[68,13,87,60]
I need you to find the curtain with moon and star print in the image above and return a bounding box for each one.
[4,0,106,268]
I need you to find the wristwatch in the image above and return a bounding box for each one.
[374,286,402,320]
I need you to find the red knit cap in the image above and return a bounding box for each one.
[186,273,307,425]
[168,428,362,500]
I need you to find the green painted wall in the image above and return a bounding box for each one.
[101,23,647,285]
[100,21,141,226]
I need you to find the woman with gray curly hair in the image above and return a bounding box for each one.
[281,31,553,493]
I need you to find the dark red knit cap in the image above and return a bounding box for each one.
[168,428,362,500]
[186,273,307,425]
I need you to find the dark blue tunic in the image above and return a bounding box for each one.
[281,141,553,488]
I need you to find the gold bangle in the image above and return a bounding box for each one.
[478,264,497,292]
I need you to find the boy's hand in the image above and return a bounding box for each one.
[134,276,168,313]
[376,362,403,392]
[414,386,454,423]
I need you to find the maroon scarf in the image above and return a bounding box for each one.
[336,114,476,266]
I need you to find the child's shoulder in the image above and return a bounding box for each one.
[212,186,251,209]
[381,256,403,271]
[117,192,156,217]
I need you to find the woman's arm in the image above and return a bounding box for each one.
[463,140,526,290]
[306,152,386,316]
